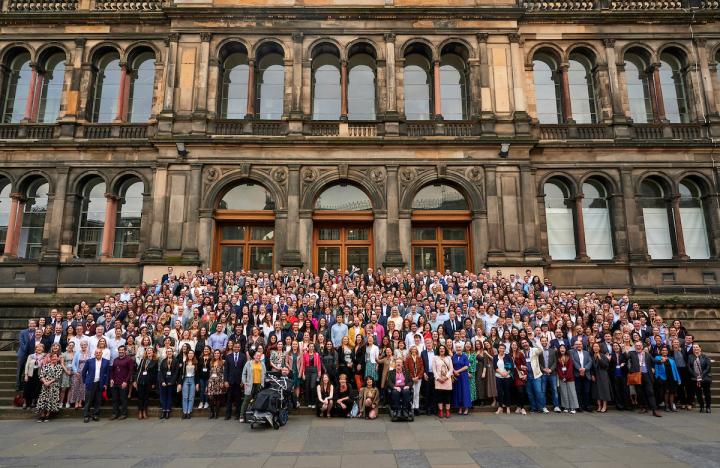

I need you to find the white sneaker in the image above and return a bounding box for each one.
[198,402,203,409]
[542,408,549,414]
[570,410,576,414]
[562,409,568,413]
[520,409,527,415]
[515,408,521,414]
[553,407,561,413]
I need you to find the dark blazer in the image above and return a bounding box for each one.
[599,341,614,355]
[81,357,110,390]
[550,338,570,350]
[442,318,463,337]
[224,352,246,385]
[538,346,557,373]
[569,348,593,378]
[17,328,34,358]
[135,358,158,386]
[197,355,212,381]
[420,349,434,376]
[687,354,712,383]
[158,356,180,385]
[626,350,655,382]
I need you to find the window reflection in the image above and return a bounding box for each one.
[315,184,371,211]
[91,51,121,123]
[256,51,284,120]
[312,50,341,121]
[439,51,467,120]
[348,51,376,121]
[678,180,710,259]
[544,179,576,260]
[114,180,143,258]
[38,52,65,123]
[412,184,468,210]
[533,54,562,124]
[624,53,654,124]
[77,179,107,259]
[568,54,597,124]
[128,51,155,123]
[19,180,48,260]
[220,51,250,119]
[404,46,432,120]
[1,51,32,124]
[659,51,689,123]
[219,182,275,211]
[639,179,672,260]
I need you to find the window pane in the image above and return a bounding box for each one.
[533,58,562,124]
[315,184,371,211]
[19,181,48,259]
[680,206,710,259]
[443,247,466,272]
[219,183,275,210]
[659,57,689,124]
[317,246,340,272]
[113,181,143,258]
[624,58,653,124]
[2,53,32,124]
[345,227,369,241]
[413,246,437,272]
[249,246,273,271]
[642,207,673,260]
[412,227,436,241]
[128,54,155,123]
[38,54,65,123]
[221,246,244,272]
[348,61,376,121]
[77,181,106,258]
[92,56,121,123]
[0,183,10,253]
[222,225,247,240]
[346,246,370,272]
[257,55,284,120]
[404,55,431,120]
[584,206,613,260]
[220,53,249,119]
[568,58,597,124]
[439,54,466,120]
[412,184,468,210]
[442,228,465,241]
[250,226,274,241]
[313,55,341,120]
[319,228,340,241]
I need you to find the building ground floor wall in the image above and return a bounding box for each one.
[0,144,719,293]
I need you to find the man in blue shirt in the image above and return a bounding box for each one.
[330,315,348,348]
[208,324,228,351]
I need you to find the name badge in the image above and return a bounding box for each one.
[166,371,171,376]
[211,373,218,378]
[561,367,567,372]
[142,371,148,376]
[203,367,208,372]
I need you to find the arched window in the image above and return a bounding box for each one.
[1,50,32,124]
[216,182,275,273]
[582,180,613,260]
[404,47,432,120]
[255,45,285,120]
[348,47,376,121]
[568,53,598,124]
[37,52,65,123]
[533,53,562,124]
[114,180,143,258]
[639,179,672,260]
[219,48,250,119]
[0,180,11,253]
[90,51,122,123]
[312,46,341,121]
[659,51,690,123]
[315,184,371,211]
[76,179,107,258]
[411,183,470,273]
[18,180,48,259]
[544,179,576,260]
[439,46,468,120]
[624,52,654,124]
[128,51,155,123]
[679,180,710,259]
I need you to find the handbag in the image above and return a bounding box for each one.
[350,402,359,418]
[13,394,25,407]
[627,372,641,386]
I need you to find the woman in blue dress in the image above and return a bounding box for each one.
[452,344,472,415]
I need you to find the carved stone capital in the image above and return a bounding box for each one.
[200,32,212,42]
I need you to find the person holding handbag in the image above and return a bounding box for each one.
[432,344,453,418]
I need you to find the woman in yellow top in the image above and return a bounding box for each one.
[240,351,266,422]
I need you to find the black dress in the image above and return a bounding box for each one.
[332,383,353,417]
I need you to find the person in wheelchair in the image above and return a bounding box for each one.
[387,358,414,421]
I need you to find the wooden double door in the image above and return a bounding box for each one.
[314,223,372,274]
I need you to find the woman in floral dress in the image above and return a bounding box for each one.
[206,349,226,419]
[69,341,89,408]
[37,353,63,422]
[464,341,477,402]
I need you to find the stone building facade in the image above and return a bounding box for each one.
[0,0,719,293]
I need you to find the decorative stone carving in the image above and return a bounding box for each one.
[302,167,318,183]
[465,166,483,184]
[272,167,287,184]
[204,166,219,183]
[399,167,417,186]
[338,163,348,179]
[238,163,251,177]
[200,32,212,42]
[369,167,385,184]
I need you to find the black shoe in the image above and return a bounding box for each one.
[92,416,99,421]
[84,417,90,423]
[187,413,192,419]
[110,415,119,420]
[700,407,705,413]
[119,415,127,420]
[652,411,662,418]
[708,407,712,414]
[165,411,171,419]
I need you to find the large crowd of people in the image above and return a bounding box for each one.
[14,266,714,423]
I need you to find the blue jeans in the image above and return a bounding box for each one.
[541,374,559,407]
[182,377,196,414]
[525,377,543,411]
[159,384,174,411]
[197,378,208,404]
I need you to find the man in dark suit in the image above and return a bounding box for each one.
[161,266,174,285]
[420,338,436,415]
[538,336,560,412]
[627,341,662,417]
[570,339,593,412]
[16,320,36,391]
[82,348,110,422]
[442,311,463,338]
[224,342,246,420]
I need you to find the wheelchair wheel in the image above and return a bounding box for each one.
[278,409,289,426]
[272,417,280,430]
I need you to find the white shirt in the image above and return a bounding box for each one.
[577,350,585,368]
[93,358,102,382]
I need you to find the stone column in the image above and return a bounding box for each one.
[3,193,24,257]
[246,59,256,118]
[100,194,118,258]
[59,39,86,136]
[702,188,720,259]
[22,65,38,122]
[468,59,481,119]
[340,59,348,120]
[137,188,152,258]
[162,33,180,113]
[433,60,442,118]
[383,165,404,268]
[181,163,201,261]
[650,63,667,122]
[384,33,397,116]
[620,169,646,261]
[471,210,487,272]
[207,58,220,119]
[195,32,211,116]
[693,39,720,136]
[476,33,496,134]
[574,195,589,261]
[520,166,541,259]
[603,39,626,122]
[144,164,168,259]
[559,63,573,123]
[508,33,530,134]
[670,195,689,260]
[290,32,304,118]
[608,192,628,262]
[42,168,68,261]
[485,165,503,258]
[198,208,213,268]
[114,63,129,122]
[281,165,303,267]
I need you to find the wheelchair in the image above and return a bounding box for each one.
[389,386,414,422]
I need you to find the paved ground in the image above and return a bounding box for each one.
[0,410,718,468]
